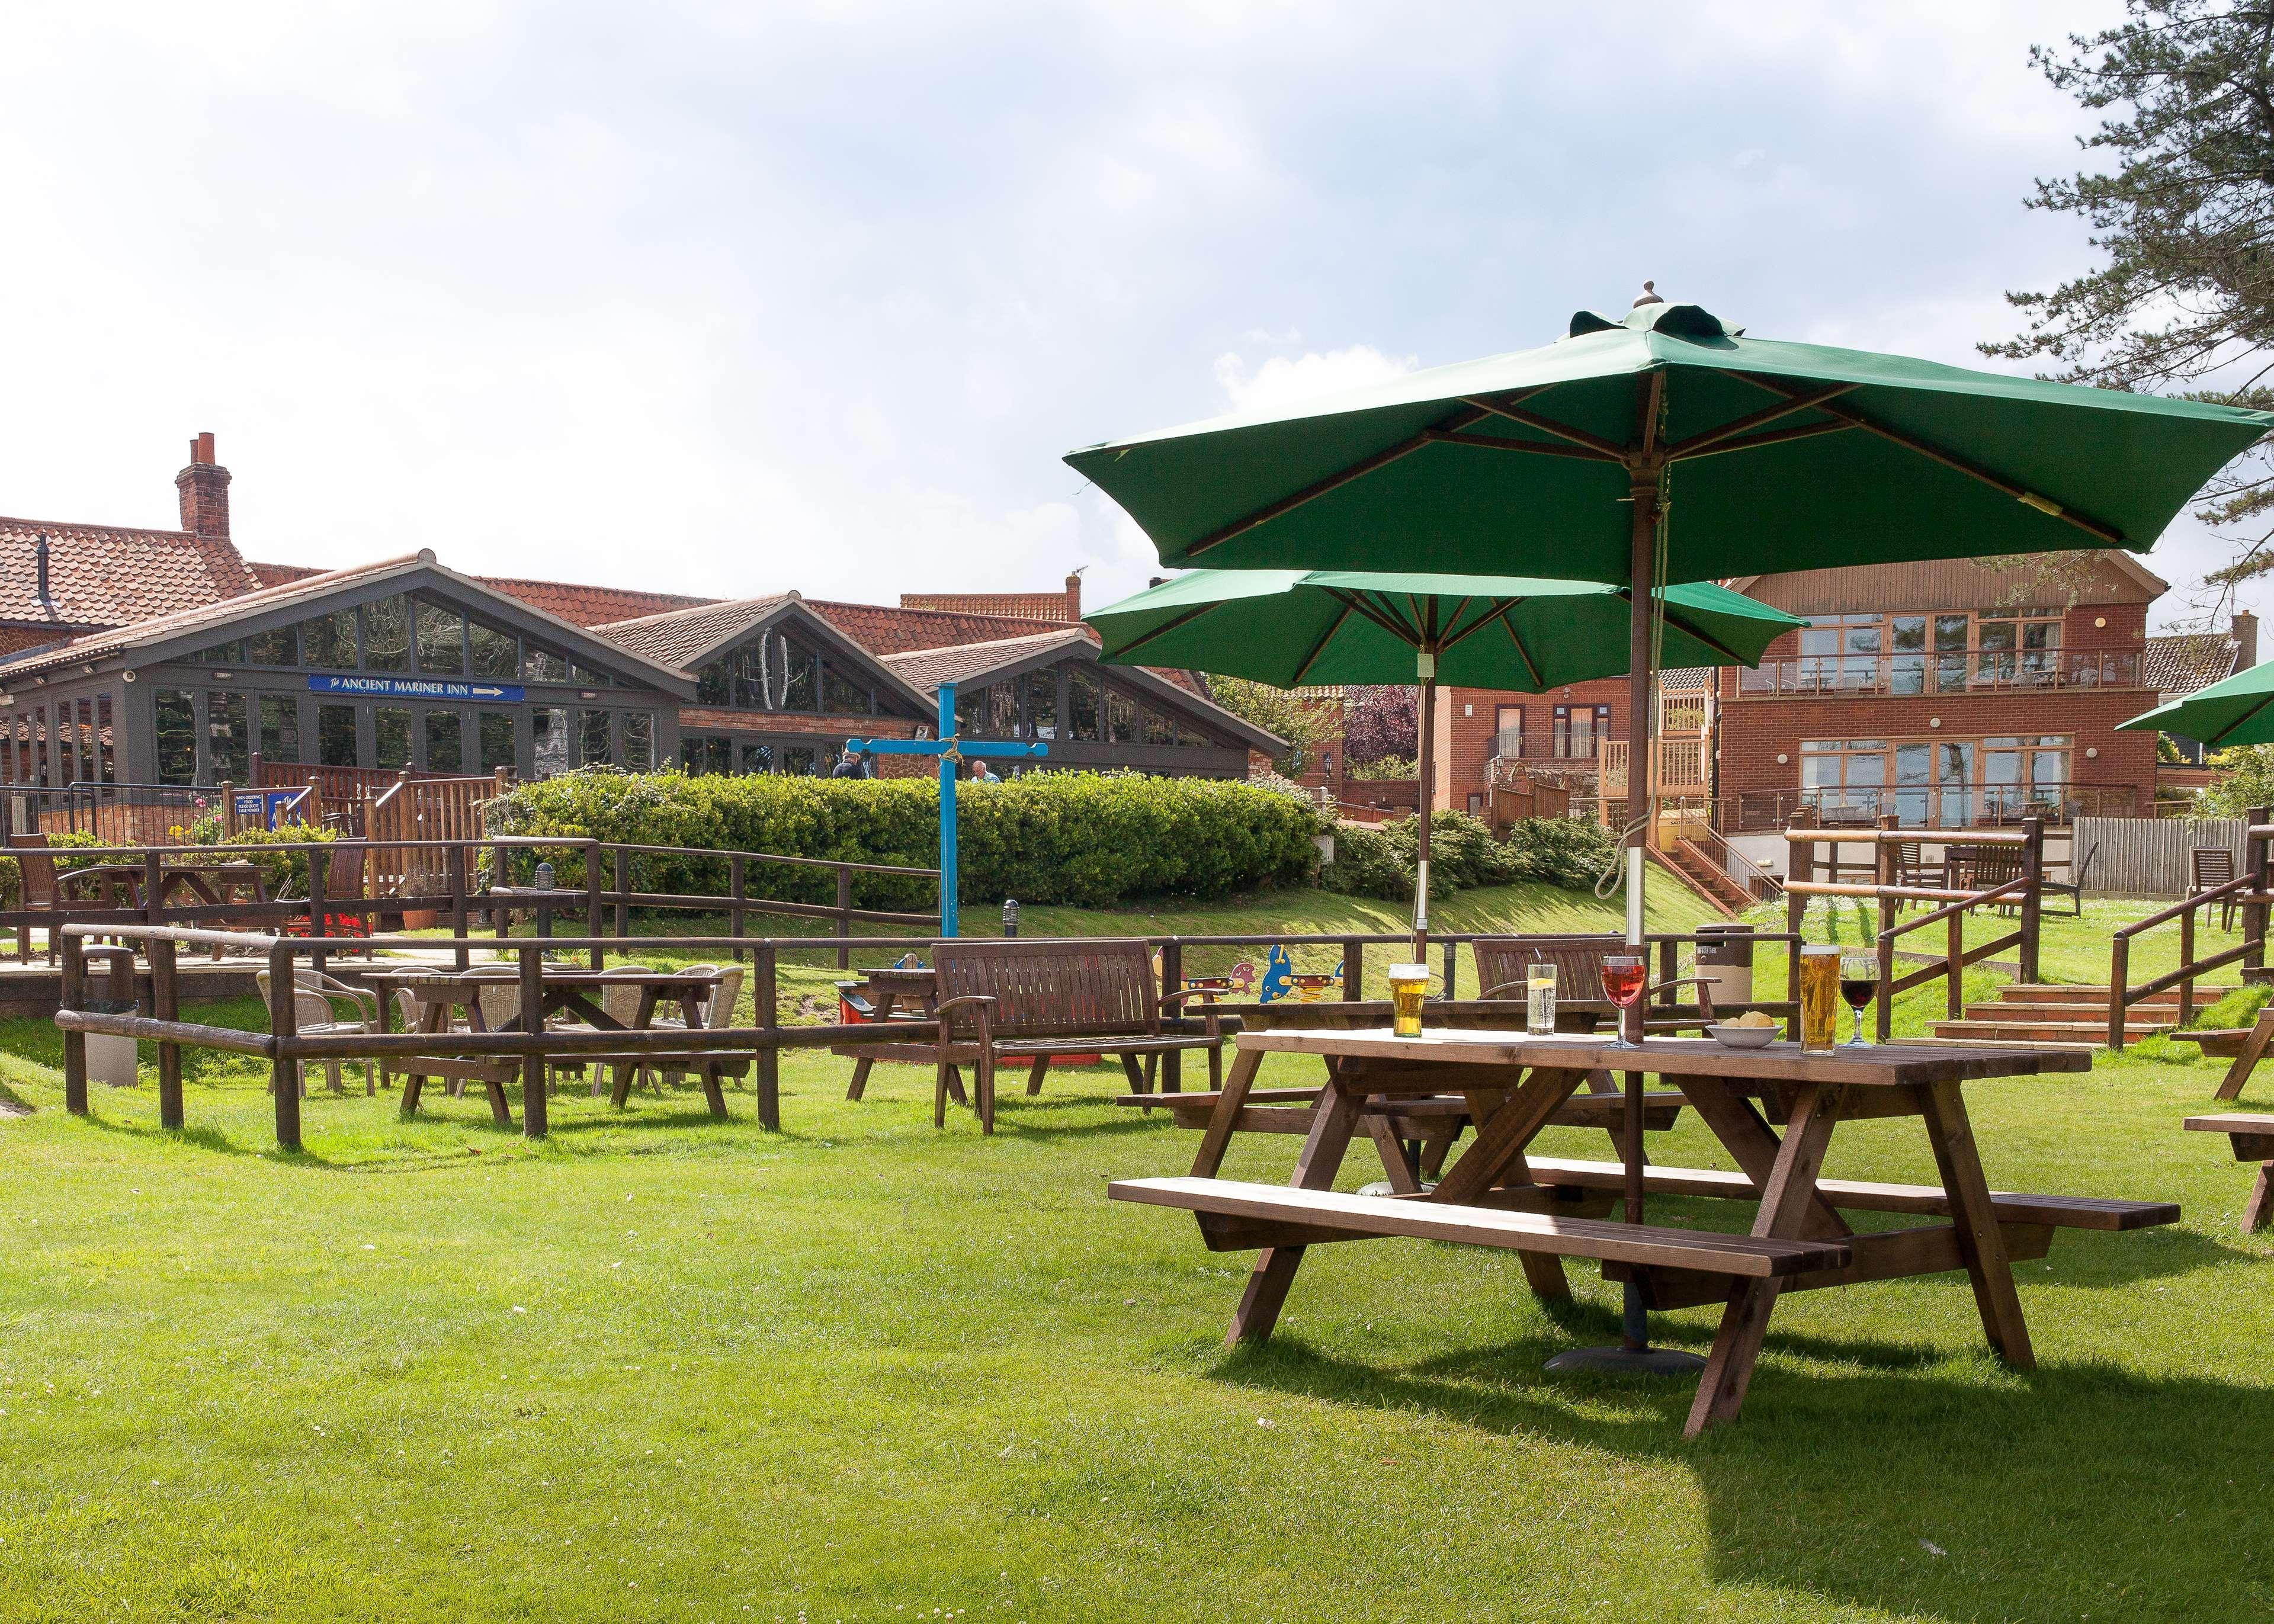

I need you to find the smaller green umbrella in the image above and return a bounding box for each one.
[2119,662,2274,750]
[1088,569,1802,952]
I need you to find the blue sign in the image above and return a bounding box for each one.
[232,789,302,830]
[306,675,525,702]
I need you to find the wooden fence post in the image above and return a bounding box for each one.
[59,927,86,1116]
[1945,911,1963,1023]
[1441,936,1458,1001]
[268,941,300,1152]
[448,843,469,971]
[142,849,163,935]
[2247,805,2270,980]
[585,840,604,970]
[2179,903,2197,1030]
[2018,816,2043,987]
[1874,905,1895,1044]
[1158,939,1182,1094]
[519,942,547,1140]
[751,943,779,1131]
[613,847,631,941]
[2108,930,2131,1052]
[150,935,183,1130]
[836,866,853,971]
[729,856,748,964]
[307,848,328,976]
[1342,938,1364,1002]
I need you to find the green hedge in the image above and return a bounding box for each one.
[1320,812,1619,901]
[482,768,1320,909]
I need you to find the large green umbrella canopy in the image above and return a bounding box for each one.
[1086,569,1802,687]
[1064,296,2272,580]
[2119,662,2274,749]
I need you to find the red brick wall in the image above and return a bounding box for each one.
[677,708,919,740]
[1432,678,1630,813]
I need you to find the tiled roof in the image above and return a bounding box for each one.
[0,516,259,628]
[2145,632,2243,698]
[482,576,719,628]
[880,627,1099,691]
[900,591,1071,622]
[595,595,799,671]
[807,599,1070,655]
[247,560,322,589]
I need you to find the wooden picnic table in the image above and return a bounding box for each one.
[362,965,735,1124]
[841,964,940,1102]
[1112,1027,2176,1438]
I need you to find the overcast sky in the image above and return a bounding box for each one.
[1,1,2244,629]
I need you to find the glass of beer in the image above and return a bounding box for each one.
[1800,945,1842,1053]
[1387,962,1431,1038]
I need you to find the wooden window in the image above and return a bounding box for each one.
[532,708,570,776]
[1105,688,1138,744]
[1494,705,1524,759]
[155,690,197,785]
[1068,668,1101,741]
[577,708,612,767]
[822,662,870,715]
[697,660,730,705]
[623,712,654,771]
[246,624,297,666]
[1143,707,1175,746]
[525,646,569,684]
[300,608,357,670]
[94,695,113,784]
[1025,670,1057,740]
[738,741,774,775]
[782,745,819,776]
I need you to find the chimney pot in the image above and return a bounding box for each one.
[1064,571,1083,622]
[2235,609,2259,671]
[176,432,232,541]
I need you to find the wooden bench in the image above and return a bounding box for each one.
[2183,1113,2274,1231]
[1116,1086,1685,1136]
[920,938,1234,1133]
[1109,1177,1853,1279]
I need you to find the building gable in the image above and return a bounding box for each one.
[1726,550,2167,615]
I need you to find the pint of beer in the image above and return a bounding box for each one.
[1799,945,1842,1053]
[1387,962,1431,1037]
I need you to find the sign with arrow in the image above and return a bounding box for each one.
[306,675,526,703]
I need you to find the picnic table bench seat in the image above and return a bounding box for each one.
[2183,1112,2274,1231]
[1114,1086,1685,1135]
[1109,1177,1853,1279]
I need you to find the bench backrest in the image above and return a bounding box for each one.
[1473,933,1622,1008]
[2193,846,2236,891]
[7,834,59,907]
[935,938,1158,1041]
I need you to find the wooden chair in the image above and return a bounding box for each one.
[281,843,373,946]
[8,834,66,965]
[1968,846,2027,916]
[255,968,380,1096]
[613,964,750,1102]
[930,938,1233,1133]
[2193,846,2239,932]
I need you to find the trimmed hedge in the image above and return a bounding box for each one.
[482,768,1321,909]
[1320,812,1619,901]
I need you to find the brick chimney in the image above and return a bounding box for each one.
[2235,609,2259,670]
[1064,570,1084,622]
[175,431,230,540]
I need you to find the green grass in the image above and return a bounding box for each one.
[4,885,2273,1620]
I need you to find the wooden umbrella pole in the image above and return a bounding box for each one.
[1412,664,1436,959]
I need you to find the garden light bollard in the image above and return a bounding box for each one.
[1002,898,1019,939]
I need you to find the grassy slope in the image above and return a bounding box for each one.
[2,886,2272,1620]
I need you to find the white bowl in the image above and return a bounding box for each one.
[1708,1023,1778,1049]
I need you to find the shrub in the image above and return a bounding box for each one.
[483,766,1319,909]
[218,821,336,897]
[1319,812,1618,901]
[1345,754,1417,781]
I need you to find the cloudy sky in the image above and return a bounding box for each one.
[1,1,2243,627]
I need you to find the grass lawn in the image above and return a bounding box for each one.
[3,882,2272,1620]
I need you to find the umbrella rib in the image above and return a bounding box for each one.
[1324,586,1423,647]
[1460,395,1631,460]
[1723,372,2128,545]
[1096,599,1222,662]
[1637,592,1753,666]
[1437,596,1500,650]
[1420,428,1617,461]
[1288,599,1357,686]
[1494,604,1545,687]
[1673,418,1856,461]
[1183,402,1496,560]
[1665,382,1861,458]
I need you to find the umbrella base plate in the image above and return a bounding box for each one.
[1544,1344,1707,1379]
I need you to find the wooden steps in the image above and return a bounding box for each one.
[1929,982,2237,1047]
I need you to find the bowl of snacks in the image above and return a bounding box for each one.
[1708,1011,1781,1049]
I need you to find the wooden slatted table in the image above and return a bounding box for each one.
[1110,1027,2176,1438]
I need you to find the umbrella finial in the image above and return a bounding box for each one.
[1632,280,1663,308]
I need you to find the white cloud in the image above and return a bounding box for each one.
[1211,345,1419,415]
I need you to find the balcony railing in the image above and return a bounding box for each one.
[1724,781,2138,832]
[1489,731,1611,767]
[1734,649,2143,698]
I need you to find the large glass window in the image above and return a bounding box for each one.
[778,633,816,710]
[532,707,569,776]
[696,660,730,705]
[155,690,197,784]
[1801,736,2068,825]
[416,601,466,675]
[477,711,517,775]
[782,745,819,776]
[94,695,114,784]
[318,704,357,768]
[1143,707,1175,746]
[738,742,774,775]
[1069,669,1101,742]
[1025,672,1057,740]
[1105,689,1138,744]
[822,662,870,715]
[246,624,297,666]
[1553,704,1611,759]
[301,608,357,670]
[681,735,731,775]
[204,686,249,782]
[470,621,519,681]
[191,640,247,665]
[622,711,654,771]
[569,660,608,686]
[425,711,463,774]
[955,685,990,737]
[259,695,301,764]
[374,708,412,770]
[577,708,612,767]
[988,683,1018,736]
[364,596,410,673]
[525,646,569,684]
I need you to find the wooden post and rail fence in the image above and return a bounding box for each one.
[2104,805,2273,1050]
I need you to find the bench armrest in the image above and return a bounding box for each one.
[1157,987,1223,1036]
[932,993,997,1045]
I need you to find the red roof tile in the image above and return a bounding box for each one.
[481,576,719,628]
[900,591,1072,622]
[807,599,1070,654]
[0,516,259,630]
[247,560,323,589]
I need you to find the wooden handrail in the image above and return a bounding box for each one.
[1784,826,2032,848]
[2106,805,2272,1046]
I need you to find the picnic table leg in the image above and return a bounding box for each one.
[1227,1083,1362,1346]
[845,988,895,1100]
[1120,1053,1151,1096]
[1362,1113,1423,1195]
[680,992,728,1120]
[1686,1083,1846,1439]
[1190,1046,1262,1178]
[467,1002,516,1129]
[611,988,661,1109]
[1673,1077,1853,1242]
[398,1001,441,1118]
[1919,1079,2034,1368]
[1450,1073,1582,1301]
[2215,1007,2274,1101]
[2245,1161,2272,1233]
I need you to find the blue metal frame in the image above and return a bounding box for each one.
[847,682,1046,937]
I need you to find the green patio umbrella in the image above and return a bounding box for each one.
[1086,567,1802,952]
[2119,660,2274,749]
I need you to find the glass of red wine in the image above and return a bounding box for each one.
[1840,953,1876,1045]
[1601,954,1647,1048]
